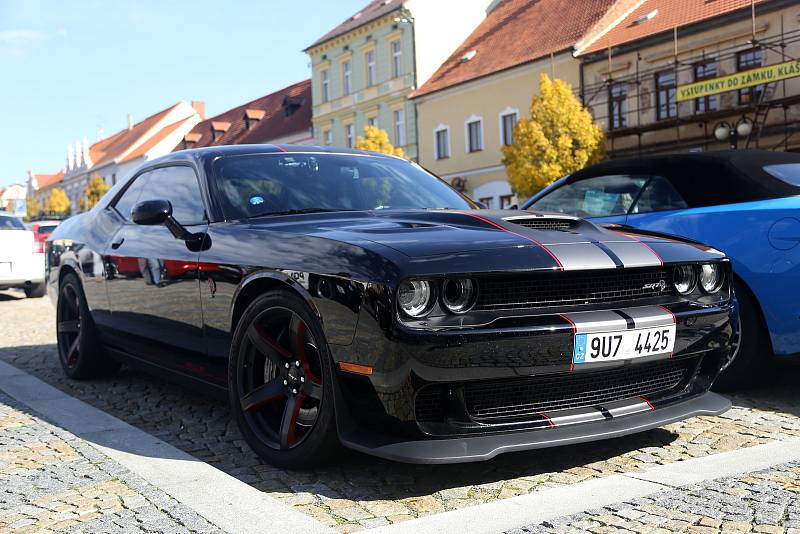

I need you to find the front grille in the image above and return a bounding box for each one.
[464,358,696,421]
[474,268,673,311]
[506,218,577,231]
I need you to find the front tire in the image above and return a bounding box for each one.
[229,290,339,469]
[56,273,120,379]
[713,279,767,391]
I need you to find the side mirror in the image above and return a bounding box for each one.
[132,199,172,226]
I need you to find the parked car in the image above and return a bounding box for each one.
[27,219,62,254]
[521,150,800,390]
[0,212,46,297]
[47,145,735,467]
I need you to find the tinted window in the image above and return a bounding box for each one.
[764,164,800,186]
[214,153,472,220]
[137,166,205,225]
[113,172,150,220]
[529,175,648,217]
[631,176,688,213]
[0,215,25,230]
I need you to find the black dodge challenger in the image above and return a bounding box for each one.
[47,145,735,467]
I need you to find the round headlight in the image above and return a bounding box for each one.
[699,263,724,293]
[398,280,433,318]
[441,278,476,314]
[673,265,697,295]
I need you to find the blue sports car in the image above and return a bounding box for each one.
[522,150,800,389]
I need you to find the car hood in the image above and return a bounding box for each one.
[246,209,726,271]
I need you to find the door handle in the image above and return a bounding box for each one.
[110,238,124,250]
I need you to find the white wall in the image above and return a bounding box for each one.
[407,0,492,88]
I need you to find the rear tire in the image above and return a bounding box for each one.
[56,273,120,379]
[712,279,767,392]
[25,283,46,298]
[229,289,340,469]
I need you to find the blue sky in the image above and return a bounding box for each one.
[0,0,366,187]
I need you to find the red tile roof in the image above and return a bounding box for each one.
[578,0,769,55]
[121,116,195,163]
[306,0,403,50]
[89,103,183,167]
[34,170,64,189]
[174,79,312,151]
[412,0,617,99]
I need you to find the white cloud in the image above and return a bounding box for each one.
[0,28,65,57]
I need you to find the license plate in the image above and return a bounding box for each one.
[573,325,676,364]
[0,263,10,274]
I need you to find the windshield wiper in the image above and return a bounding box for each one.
[254,208,356,217]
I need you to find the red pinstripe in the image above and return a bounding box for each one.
[560,313,577,373]
[538,412,556,428]
[638,396,655,411]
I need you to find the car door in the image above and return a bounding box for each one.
[524,174,649,225]
[103,164,209,373]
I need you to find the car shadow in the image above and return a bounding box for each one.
[0,291,25,302]
[0,342,798,504]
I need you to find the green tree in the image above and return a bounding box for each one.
[502,74,605,197]
[25,195,42,221]
[354,125,405,158]
[44,188,71,216]
[84,174,110,211]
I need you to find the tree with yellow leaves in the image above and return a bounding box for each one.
[84,174,111,211]
[25,195,42,221]
[44,188,71,216]
[502,74,605,198]
[354,126,405,158]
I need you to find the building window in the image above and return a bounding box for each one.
[655,70,677,120]
[466,118,483,152]
[737,48,764,105]
[345,124,355,148]
[394,110,406,146]
[500,194,515,209]
[365,50,375,86]
[321,69,330,102]
[694,60,718,113]
[434,127,450,159]
[391,40,402,78]
[367,116,377,127]
[608,82,628,129]
[479,197,493,209]
[323,129,332,145]
[500,110,518,145]
[343,60,352,95]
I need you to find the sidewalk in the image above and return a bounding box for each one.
[0,391,223,534]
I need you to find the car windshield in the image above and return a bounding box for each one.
[764,163,800,187]
[528,175,649,217]
[0,215,25,230]
[214,153,473,220]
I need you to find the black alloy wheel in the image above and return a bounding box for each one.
[229,290,339,468]
[56,273,119,379]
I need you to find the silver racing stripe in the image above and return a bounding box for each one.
[562,305,675,333]
[545,243,617,271]
[600,241,664,268]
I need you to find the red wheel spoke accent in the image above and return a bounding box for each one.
[302,380,323,400]
[66,337,79,367]
[58,320,79,334]
[246,323,291,365]
[279,394,305,450]
[240,377,286,412]
[290,315,321,383]
[64,287,79,314]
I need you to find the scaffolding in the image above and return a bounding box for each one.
[579,8,800,157]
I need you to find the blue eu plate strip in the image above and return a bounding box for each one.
[573,333,587,364]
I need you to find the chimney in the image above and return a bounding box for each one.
[127,114,134,131]
[191,100,206,120]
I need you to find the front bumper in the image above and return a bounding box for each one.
[330,296,735,463]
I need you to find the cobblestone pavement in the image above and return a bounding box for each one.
[1,291,799,532]
[0,391,224,534]
[507,461,800,534]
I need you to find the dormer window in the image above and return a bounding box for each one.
[182,132,202,150]
[283,96,304,118]
[211,121,231,142]
[244,109,265,130]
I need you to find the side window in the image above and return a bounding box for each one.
[529,175,648,217]
[631,176,688,214]
[137,166,206,225]
[112,172,151,220]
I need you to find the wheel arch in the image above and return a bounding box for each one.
[230,271,321,336]
[731,271,773,355]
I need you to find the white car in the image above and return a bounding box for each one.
[0,212,46,297]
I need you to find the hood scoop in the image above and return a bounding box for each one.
[504,216,579,232]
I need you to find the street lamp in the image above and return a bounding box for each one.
[713,117,754,149]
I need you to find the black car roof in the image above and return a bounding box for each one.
[568,150,800,198]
